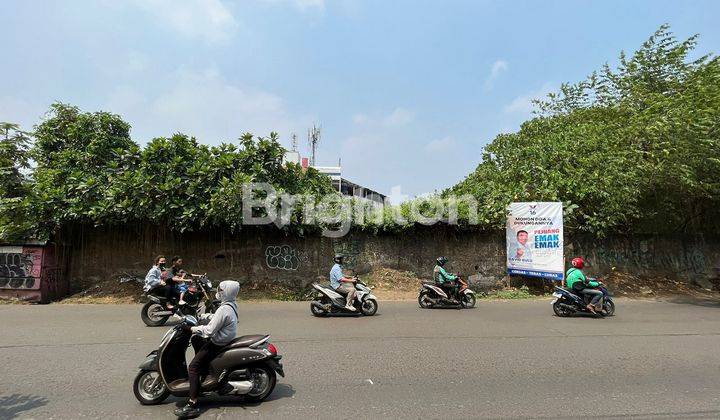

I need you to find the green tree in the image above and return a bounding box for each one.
[0,123,33,240]
[0,123,30,198]
[451,24,720,235]
[14,103,336,237]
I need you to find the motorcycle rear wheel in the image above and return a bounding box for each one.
[310,301,327,317]
[133,370,170,405]
[141,301,170,327]
[553,301,571,317]
[242,364,277,402]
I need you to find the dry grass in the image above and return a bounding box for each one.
[0,297,31,305]
[360,267,422,301]
[60,276,145,304]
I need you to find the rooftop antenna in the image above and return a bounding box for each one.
[307,124,321,166]
[290,133,298,152]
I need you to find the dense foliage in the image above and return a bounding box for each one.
[1,104,334,240]
[0,123,33,239]
[449,25,720,235]
[1,25,717,240]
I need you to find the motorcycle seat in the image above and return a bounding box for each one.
[557,287,582,299]
[222,334,268,350]
[147,286,168,297]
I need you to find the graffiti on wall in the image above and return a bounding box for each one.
[592,241,708,276]
[265,245,308,271]
[333,239,362,269]
[0,252,38,289]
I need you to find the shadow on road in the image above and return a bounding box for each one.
[662,295,720,308]
[173,383,296,416]
[0,394,48,419]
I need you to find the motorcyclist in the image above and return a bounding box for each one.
[175,280,240,418]
[169,256,192,306]
[144,255,175,308]
[159,256,188,306]
[330,254,356,311]
[433,257,458,300]
[565,257,602,313]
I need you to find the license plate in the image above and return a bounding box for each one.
[552,292,562,298]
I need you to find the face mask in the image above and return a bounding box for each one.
[216,288,223,301]
[158,263,166,269]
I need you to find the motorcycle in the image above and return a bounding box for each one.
[133,315,284,406]
[310,277,379,316]
[141,274,220,327]
[418,275,477,309]
[551,282,615,317]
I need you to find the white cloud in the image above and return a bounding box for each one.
[352,113,369,124]
[106,68,314,144]
[130,0,239,43]
[484,59,508,90]
[260,0,325,12]
[424,136,455,153]
[125,51,148,73]
[503,82,555,116]
[383,107,414,126]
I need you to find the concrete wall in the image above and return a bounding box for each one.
[61,225,720,293]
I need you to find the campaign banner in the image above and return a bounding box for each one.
[506,202,564,281]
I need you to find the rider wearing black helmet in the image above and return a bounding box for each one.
[433,256,458,300]
[330,253,356,311]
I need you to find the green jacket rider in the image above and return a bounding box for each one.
[565,257,603,313]
[565,267,599,291]
[433,256,457,284]
[433,256,459,300]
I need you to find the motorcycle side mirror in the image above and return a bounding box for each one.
[184,315,198,326]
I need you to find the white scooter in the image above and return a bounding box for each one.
[310,277,379,316]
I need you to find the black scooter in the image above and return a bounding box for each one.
[133,315,284,406]
[141,275,220,327]
[552,283,615,317]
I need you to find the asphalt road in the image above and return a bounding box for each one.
[1,298,720,419]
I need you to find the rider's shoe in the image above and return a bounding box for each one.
[179,299,187,306]
[345,304,356,311]
[174,402,200,418]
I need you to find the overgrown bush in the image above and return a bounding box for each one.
[449,25,720,235]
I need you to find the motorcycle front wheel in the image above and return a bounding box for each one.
[461,293,476,309]
[361,298,378,316]
[418,291,433,309]
[602,299,616,317]
[133,370,170,405]
[141,301,170,327]
[202,299,220,315]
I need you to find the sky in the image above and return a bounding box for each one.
[2,0,720,201]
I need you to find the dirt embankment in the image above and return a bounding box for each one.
[5,266,717,304]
